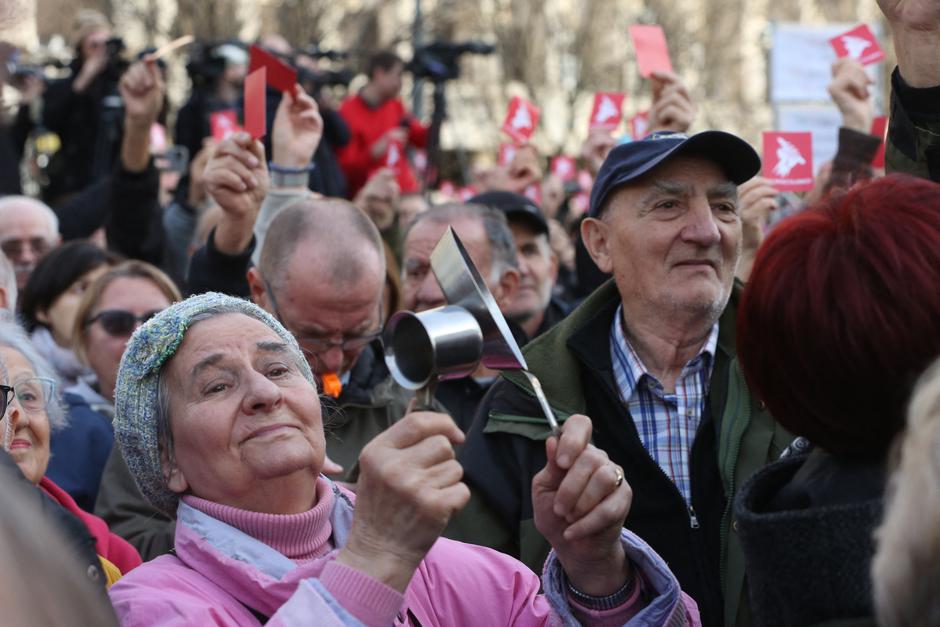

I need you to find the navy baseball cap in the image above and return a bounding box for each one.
[469,190,549,235]
[588,130,761,217]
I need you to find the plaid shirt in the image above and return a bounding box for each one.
[609,304,718,504]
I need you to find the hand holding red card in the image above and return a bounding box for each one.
[631,111,650,140]
[829,25,885,66]
[589,92,626,131]
[763,131,814,191]
[249,45,297,94]
[629,25,674,77]
[502,96,540,144]
[210,109,242,143]
[550,156,577,182]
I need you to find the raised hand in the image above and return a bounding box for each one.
[203,132,268,253]
[354,168,400,231]
[337,411,468,592]
[532,414,631,596]
[736,176,778,282]
[271,86,323,169]
[119,60,164,131]
[580,130,616,177]
[828,58,874,133]
[648,70,698,134]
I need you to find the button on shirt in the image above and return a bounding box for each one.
[609,304,718,504]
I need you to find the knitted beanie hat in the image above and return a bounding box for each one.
[113,292,314,516]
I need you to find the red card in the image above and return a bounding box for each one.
[501,96,540,144]
[577,169,594,193]
[550,156,577,182]
[458,185,477,201]
[210,109,242,142]
[589,92,626,130]
[382,138,412,189]
[249,45,297,93]
[763,132,814,191]
[829,24,885,66]
[571,192,590,217]
[498,143,518,167]
[630,111,650,140]
[244,68,267,139]
[629,25,673,78]
[870,115,887,169]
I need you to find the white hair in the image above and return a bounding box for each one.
[0,196,59,238]
[0,251,16,311]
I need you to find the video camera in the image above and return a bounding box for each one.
[102,36,129,83]
[407,41,495,82]
[185,40,245,91]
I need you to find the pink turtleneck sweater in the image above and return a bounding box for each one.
[183,478,405,625]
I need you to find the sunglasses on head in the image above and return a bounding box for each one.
[85,309,162,337]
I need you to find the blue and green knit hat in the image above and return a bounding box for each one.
[113,292,314,516]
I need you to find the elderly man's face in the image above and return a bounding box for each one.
[507,221,557,324]
[249,245,385,377]
[0,201,58,289]
[586,156,741,323]
[402,215,514,314]
[164,314,325,510]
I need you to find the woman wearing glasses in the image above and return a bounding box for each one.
[69,260,181,417]
[0,316,141,581]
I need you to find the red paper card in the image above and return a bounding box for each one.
[210,109,241,142]
[631,111,650,140]
[249,45,297,93]
[589,92,626,130]
[498,143,518,167]
[829,24,885,66]
[550,156,577,182]
[577,169,594,193]
[523,182,542,206]
[383,138,412,189]
[502,96,540,144]
[763,132,814,191]
[244,67,267,139]
[629,25,673,78]
[870,115,887,169]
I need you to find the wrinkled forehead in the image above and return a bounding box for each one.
[607,156,738,208]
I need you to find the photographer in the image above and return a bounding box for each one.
[0,44,43,195]
[41,10,125,206]
[338,50,427,197]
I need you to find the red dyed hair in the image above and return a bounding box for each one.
[738,174,940,459]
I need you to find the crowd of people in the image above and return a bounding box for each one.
[0,2,939,626]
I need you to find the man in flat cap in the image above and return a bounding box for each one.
[448,131,791,627]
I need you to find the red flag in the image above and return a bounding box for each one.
[762,131,814,191]
[589,92,626,131]
[249,45,297,93]
[244,67,267,139]
[550,156,577,182]
[829,25,885,66]
[629,25,674,77]
[501,96,540,144]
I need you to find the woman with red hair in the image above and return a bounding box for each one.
[733,174,940,627]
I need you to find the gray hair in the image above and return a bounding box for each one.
[154,304,311,472]
[0,251,17,311]
[0,315,66,429]
[404,202,518,283]
[873,358,940,627]
[0,196,59,238]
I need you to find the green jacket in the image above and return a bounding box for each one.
[447,279,792,627]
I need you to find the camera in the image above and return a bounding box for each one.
[102,36,129,83]
[407,41,495,82]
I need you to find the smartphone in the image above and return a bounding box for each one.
[154,145,190,173]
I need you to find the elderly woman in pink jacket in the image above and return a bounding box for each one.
[108,293,699,626]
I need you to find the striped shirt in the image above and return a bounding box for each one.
[609,304,718,504]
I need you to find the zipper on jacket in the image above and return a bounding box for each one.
[688,504,700,529]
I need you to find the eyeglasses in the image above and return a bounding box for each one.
[0,378,55,418]
[260,276,383,356]
[0,237,52,260]
[85,309,162,337]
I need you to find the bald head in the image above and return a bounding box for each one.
[259,197,386,294]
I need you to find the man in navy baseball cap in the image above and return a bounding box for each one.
[455,127,785,626]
